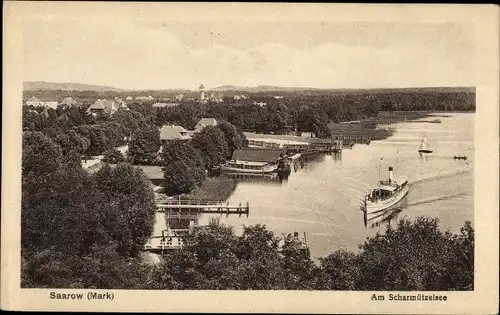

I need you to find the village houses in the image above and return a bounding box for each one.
[25,96,58,109]
[87,99,120,116]
[25,96,44,107]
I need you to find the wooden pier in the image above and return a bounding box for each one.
[156,199,250,217]
[144,232,184,254]
[145,200,250,255]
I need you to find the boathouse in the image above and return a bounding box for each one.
[231,148,285,166]
[328,122,372,144]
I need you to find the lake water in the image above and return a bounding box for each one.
[198,112,475,259]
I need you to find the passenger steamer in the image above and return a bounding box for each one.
[363,166,409,220]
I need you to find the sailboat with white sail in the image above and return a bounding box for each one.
[418,137,433,154]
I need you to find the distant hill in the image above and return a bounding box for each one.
[24,81,475,95]
[210,85,320,92]
[209,85,475,94]
[23,81,126,92]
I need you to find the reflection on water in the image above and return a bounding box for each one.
[199,113,474,259]
[419,152,431,161]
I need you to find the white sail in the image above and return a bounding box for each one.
[420,137,431,150]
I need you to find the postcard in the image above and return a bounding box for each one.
[2,2,498,314]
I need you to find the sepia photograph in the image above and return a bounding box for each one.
[2,2,498,314]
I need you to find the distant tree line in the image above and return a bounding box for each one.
[150,91,475,137]
[25,88,475,138]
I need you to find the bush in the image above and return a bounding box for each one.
[102,149,125,164]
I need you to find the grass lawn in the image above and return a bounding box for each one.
[185,177,237,201]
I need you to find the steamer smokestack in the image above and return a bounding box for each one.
[388,167,394,182]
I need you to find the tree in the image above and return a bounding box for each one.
[102,148,126,164]
[22,157,106,258]
[22,131,62,177]
[280,233,318,289]
[100,121,127,147]
[128,125,161,165]
[111,110,148,137]
[217,120,246,158]
[23,107,49,131]
[155,103,203,129]
[92,163,156,257]
[316,250,360,290]
[162,160,203,194]
[356,217,472,291]
[75,125,112,156]
[51,129,90,157]
[446,221,474,290]
[191,126,228,169]
[233,224,285,290]
[22,244,153,289]
[161,140,206,195]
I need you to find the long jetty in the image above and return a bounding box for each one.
[156,199,250,217]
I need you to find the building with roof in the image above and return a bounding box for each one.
[159,125,192,143]
[207,93,224,103]
[87,99,120,116]
[60,97,80,107]
[233,95,248,100]
[327,122,372,144]
[152,102,180,108]
[194,118,218,133]
[114,97,130,111]
[44,101,59,110]
[25,96,58,108]
[231,148,284,165]
[135,96,154,101]
[254,101,267,107]
[138,165,164,186]
[25,96,44,107]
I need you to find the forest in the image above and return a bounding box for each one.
[24,87,475,136]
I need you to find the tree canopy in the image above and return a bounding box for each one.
[128,125,161,165]
[161,140,206,194]
[191,126,228,170]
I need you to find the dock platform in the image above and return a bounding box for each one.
[156,199,250,217]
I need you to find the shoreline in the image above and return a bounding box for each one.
[335,111,465,142]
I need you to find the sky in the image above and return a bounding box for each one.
[21,4,476,90]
